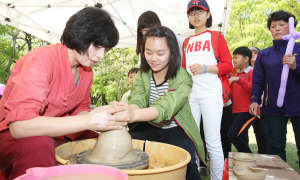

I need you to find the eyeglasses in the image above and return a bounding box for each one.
[188,9,206,16]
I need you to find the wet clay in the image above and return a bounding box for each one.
[43,173,118,180]
[86,104,138,164]
[87,126,138,163]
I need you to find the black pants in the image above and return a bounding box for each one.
[228,112,257,153]
[130,122,201,180]
[266,115,300,162]
[221,105,232,158]
[199,117,207,168]
[253,115,270,154]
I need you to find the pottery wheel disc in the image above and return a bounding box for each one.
[77,149,149,170]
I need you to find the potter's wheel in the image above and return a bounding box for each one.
[77,149,149,170]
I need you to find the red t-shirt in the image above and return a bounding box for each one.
[0,43,93,140]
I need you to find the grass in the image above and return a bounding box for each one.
[200,123,299,180]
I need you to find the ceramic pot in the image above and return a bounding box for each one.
[87,127,134,163]
[233,157,257,168]
[232,152,254,159]
[233,166,267,180]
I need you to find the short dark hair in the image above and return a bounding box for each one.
[188,7,212,29]
[140,26,181,80]
[128,68,139,76]
[267,10,297,30]
[136,11,161,55]
[61,7,119,55]
[233,46,252,66]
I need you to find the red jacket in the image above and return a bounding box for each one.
[230,67,260,114]
[0,43,93,140]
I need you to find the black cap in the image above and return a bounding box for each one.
[187,0,210,13]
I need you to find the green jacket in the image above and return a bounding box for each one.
[128,67,206,165]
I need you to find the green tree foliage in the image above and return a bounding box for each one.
[91,48,138,106]
[0,23,49,83]
[226,0,300,52]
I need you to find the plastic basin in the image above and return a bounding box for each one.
[14,164,128,180]
[55,139,191,180]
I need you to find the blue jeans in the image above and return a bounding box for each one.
[130,122,201,180]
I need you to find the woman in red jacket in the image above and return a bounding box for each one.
[0,7,128,180]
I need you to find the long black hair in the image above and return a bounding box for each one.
[136,11,161,55]
[140,26,181,80]
[61,7,119,55]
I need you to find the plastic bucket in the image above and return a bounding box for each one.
[14,164,128,180]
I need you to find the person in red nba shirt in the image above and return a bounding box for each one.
[182,0,233,179]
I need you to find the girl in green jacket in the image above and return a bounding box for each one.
[114,26,205,180]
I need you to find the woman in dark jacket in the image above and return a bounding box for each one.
[249,10,300,162]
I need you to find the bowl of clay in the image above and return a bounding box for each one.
[233,156,257,168]
[233,166,267,180]
[232,152,254,159]
[14,164,128,180]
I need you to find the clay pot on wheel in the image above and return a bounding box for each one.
[87,127,137,163]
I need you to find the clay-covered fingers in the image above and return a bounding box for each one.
[99,117,128,131]
[114,101,128,106]
[92,105,113,113]
[109,101,118,105]
[106,113,129,123]
[88,111,127,132]
[104,106,127,114]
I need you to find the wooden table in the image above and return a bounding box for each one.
[228,152,300,180]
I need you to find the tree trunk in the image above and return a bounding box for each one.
[119,49,125,101]
[102,94,108,105]
[5,29,19,83]
[25,33,32,52]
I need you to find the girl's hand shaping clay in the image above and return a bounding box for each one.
[110,101,135,123]
[87,105,129,132]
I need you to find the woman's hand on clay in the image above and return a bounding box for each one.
[188,63,205,75]
[249,102,259,116]
[110,101,135,123]
[283,54,296,70]
[87,105,129,132]
[229,77,239,85]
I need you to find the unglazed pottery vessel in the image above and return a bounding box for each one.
[233,166,267,180]
[232,152,254,159]
[87,126,138,163]
[233,156,257,168]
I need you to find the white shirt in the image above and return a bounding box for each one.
[185,31,222,98]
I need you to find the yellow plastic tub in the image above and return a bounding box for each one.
[55,139,191,180]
